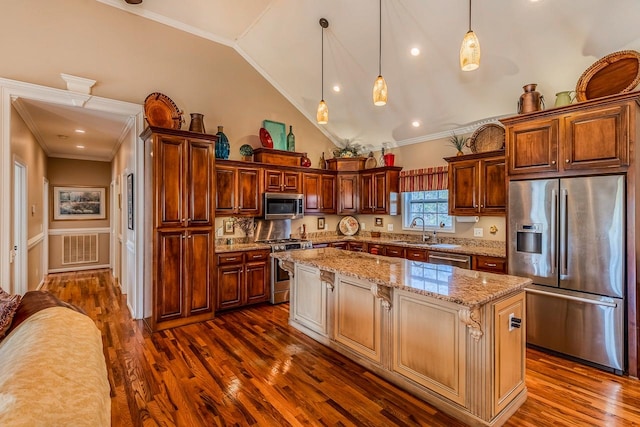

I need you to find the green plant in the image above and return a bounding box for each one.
[448,133,468,152]
[332,139,362,158]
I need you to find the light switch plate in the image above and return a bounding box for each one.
[360,222,366,230]
[474,227,483,237]
[387,224,393,231]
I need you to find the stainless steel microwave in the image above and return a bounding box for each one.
[263,193,304,220]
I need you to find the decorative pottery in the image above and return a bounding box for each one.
[215,126,230,159]
[517,83,544,114]
[188,113,205,133]
[383,153,395,167]
[554,91,575,107]
[301,153,312,167]
[239,144,253,161]
[287,125,296,152]
[259,128,274,148]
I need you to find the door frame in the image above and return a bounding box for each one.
[12,158,27,294]
[0,77,145,317]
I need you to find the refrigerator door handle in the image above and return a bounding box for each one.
[551,189,558,275]
[526,288,618,308]
[560,188,569,276]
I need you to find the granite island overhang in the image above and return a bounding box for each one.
[272,248,531,427]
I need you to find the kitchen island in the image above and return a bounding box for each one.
[272,248,530,427]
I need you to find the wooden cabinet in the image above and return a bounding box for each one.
[473,255,507,274]
[292,264,328,337]
[384,245,406,258]
[347,241,367,252]
[303,172,336,214]
[264,168,301,193]
[336,173,359,215]
[215,163,261,216]
[493,292,526,415]
[405,247,428,262]
[141,127,216,331]
[360,168,401,215]
[446,151,506,216]
[216,249,270,311]
[330,241,348,250]
[502,97,632,177]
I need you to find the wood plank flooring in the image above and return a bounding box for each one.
[42,269,640,426]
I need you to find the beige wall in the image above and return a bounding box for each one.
[47,158,111,271]
[10,106,48,290]
[0,0,335,167]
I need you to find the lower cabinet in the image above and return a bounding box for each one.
[473,255,507,274]
[216,250,270,311]
[292,264,328,336]
[334,276,382,363]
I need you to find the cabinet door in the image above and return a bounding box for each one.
[338,174,359,214]
[245,261,270,305]
[303,173,322,213]
[347,242,367,252]
[186,230,213,315]
[563,104,630,170]
[293,264,328,336]
[157,136,185,227]
[473,255,507,274]
[282,171,301,193]
[264,169,283,192]
[217,264,243,310]
[320,174,336,213]
[480,158,506,214]
[359,173,374,213]
[155,231,185,323]
[493,292,526,414]
[405,248,428,262]
[215,166,237,215]
[507,118,559,175]
[237,167,261,215]
[384,245,405,258]
[372,172,388,213]
[448,160,478,215]
[187,140,214,226]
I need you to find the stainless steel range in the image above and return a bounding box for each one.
[254,219,312,304]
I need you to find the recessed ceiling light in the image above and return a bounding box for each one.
[410,47,420,56]
[333,85,341,92]
[411,121,420,127]
[75,129,85,134]
[76,145,85,149]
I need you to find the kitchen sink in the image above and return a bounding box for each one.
[428,243,461,249]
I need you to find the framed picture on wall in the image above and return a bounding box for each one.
[127,173,134,230]
[53,186,106,220]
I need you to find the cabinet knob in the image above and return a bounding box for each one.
[480,204,484,208]
[565,159,569,163]
[475,204,478,208]
[551,160,556,165]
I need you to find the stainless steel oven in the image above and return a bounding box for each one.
[270,240,312,304]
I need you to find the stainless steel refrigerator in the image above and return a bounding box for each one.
[508,175,625,373]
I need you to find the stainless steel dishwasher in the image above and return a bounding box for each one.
[427,251,471,269]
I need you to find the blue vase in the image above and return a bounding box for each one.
[215,125,230,159]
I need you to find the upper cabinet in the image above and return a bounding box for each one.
[502,93,633,178]
[359,167,401,215]
[445,151,506,216]
[303,172,336,215]
[215,163,262,217]
[336,173,359,215]
[264,168,301,193]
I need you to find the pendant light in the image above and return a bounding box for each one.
[460,0,481,71]
[317,18,329,124]
[372,0,388,106]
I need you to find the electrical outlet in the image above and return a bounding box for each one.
[360,222,366,230]
[387,223,393,231]
[473,227,483,237]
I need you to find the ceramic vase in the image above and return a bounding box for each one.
[188,113,205,133]
[215,126,230,159]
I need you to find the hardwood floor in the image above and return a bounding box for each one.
[43,269,640,426]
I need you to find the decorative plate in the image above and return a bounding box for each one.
[467,123,505,153]
[262,120,286,150]
[339,215,360,236]
[365,157,378,169]
[144,92,184,129]
[576,50,640,102]
[259,127,274,148]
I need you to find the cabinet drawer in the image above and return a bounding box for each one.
[473,255,507,274]
[384,245,406,258]
[217,252,245,265]
[245,250,270,262]
[405,248,428,262]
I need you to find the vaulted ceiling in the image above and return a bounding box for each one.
[15,0,640,161]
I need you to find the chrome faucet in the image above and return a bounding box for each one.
[410,217,428,242]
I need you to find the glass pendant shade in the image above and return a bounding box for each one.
[317,99,328,124]
[460,30,480,71]
[373,75,388,106]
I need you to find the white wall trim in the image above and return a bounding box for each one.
[27,232,45,250]
[48,263,111,274]
[49,227,111,235]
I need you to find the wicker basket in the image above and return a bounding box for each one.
[466,124,505,153]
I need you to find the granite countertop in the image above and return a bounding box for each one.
[216,235,506,258]
[271,248,529,307]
